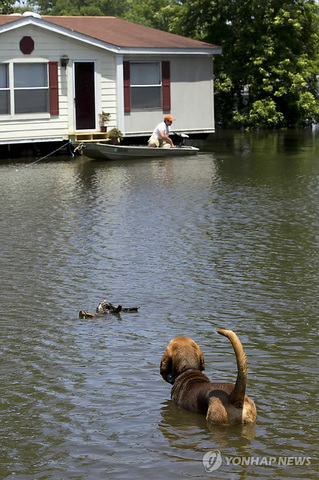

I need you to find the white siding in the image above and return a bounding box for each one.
[0,23,217,143]
[0,25,117,144]
[123,56,215,136]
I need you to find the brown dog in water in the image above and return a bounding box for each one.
[160,329,257,425]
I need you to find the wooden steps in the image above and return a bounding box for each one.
[69,132,110,143]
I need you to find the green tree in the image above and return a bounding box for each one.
[0,0,14,14]
[32,0,130,16]
[159,0,319,128]
[123,0,171,30]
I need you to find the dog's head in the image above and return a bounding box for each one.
[160,336,205,384]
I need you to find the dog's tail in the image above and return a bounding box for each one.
[217,329,247,406]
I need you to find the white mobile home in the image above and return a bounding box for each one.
[0,13,221,147]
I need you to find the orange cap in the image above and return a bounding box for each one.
[164,115,175,122]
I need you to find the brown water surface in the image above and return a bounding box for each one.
[1,129,318,479]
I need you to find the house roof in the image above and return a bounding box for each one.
[0,14,221,53]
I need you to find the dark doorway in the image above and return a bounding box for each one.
[74,62,95,130]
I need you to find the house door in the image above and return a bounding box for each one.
[74,62,95,130]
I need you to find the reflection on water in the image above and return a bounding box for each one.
[0,129,318,479]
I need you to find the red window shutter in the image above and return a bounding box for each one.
[49,61,59,115]
[123,61,131,113]
[162,61,171,112]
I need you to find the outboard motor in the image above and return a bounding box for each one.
[174,132,189,147]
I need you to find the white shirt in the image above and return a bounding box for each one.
[151,121,170,139]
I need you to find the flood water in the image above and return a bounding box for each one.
[1,129,318,480]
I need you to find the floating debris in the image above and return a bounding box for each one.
[79,300,139,319]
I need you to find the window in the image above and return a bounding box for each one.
[130,63,162,109]
[123,61,171,113]
[0,64,9,115]
[0,62,58,116]
[14,63,49,114]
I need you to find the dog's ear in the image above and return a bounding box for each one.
[160,349,172,383]
[191,340,205,371]
[199,350,205,371]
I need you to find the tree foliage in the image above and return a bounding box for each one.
[123,0,171,30]
[0,0,14,14]
[159,0,319,128]
[28,0,130,16]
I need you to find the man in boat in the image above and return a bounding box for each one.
[148,115,175,148]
